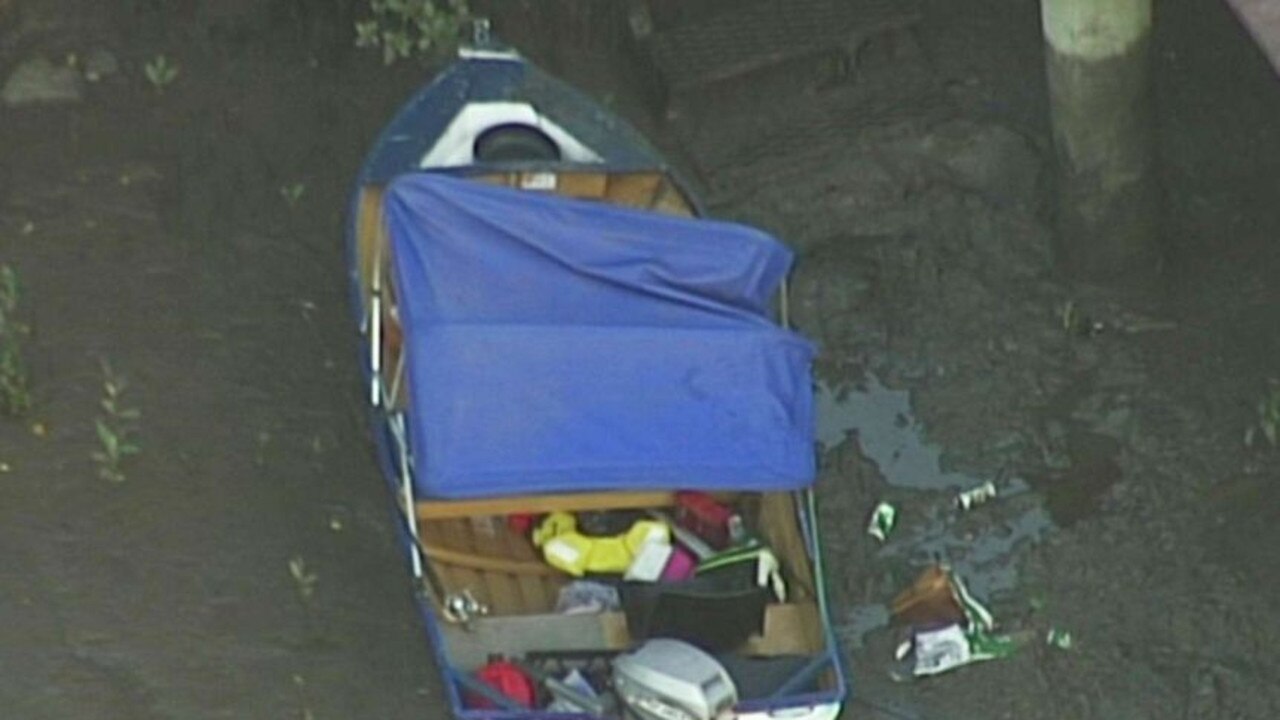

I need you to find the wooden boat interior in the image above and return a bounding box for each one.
[421,491,828,671]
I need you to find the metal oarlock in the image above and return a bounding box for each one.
[443,589,489,628]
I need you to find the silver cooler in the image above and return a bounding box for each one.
[612,639,738,720]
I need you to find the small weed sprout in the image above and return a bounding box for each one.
[1059,300,1078,334]
[292,674,316,720]
[289,557,319,600]
[280,182,306,209]
[92,360,141,482]
[1245,380,1280,450]
[355,0,470,65]
[1058,299,1104,337]
[0,264,32,416]
[144,55,179,93]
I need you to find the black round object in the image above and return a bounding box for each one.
[473,124,562,163]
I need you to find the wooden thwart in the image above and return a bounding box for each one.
[556,172,609,198]
[606,173,664,208]
[416,490,734,521]
[441,602,824,669]
[470,170,693,216]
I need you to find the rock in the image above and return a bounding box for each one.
[2,56,83,107]
[82,49,119,83]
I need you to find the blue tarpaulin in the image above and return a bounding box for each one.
[384,174,816,499]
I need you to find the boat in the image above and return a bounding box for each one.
[345,28,848,720]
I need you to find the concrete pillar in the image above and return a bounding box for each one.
[1043,0,1159,281]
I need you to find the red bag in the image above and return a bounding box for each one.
[674,491,741,549]
[467,658,537,709]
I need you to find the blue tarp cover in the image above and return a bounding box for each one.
[384,174,816,499]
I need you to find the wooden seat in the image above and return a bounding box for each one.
[415,489,734,521]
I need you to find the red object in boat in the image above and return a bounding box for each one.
[674,490,738,548]
[468,658,537,709]
[507,513,536,536]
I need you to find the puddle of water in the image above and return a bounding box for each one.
[1028,430,1122,528]
[837,603,891,649]
[835,496,1054,647]
[816,376,977,490]
[819,375,1056,645]
[884,497,1054,600]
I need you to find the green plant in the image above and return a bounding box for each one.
[355,0,470,65]
[280,182,306,209]
[1059,299,1078,334]
[0,264,31,416]
[292,674,316,720]
[288,557,319,600]
[1058,299,1105,337]
[1245,379,1280,449]
[92,360,140,482]
[144,55,180,93]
